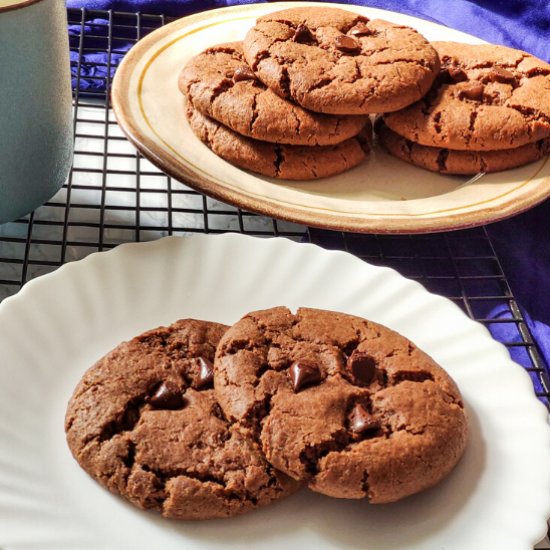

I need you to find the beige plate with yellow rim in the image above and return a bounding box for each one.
[112,1,550,234]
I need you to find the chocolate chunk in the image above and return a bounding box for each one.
[346,350,376,385]
[293,23,315,44]
[233,66,256,82]
[349,22,372,37]
[447,66,468,82]
[196,357,214,389]
[288,361,321,392]
[458,83,484,100]
[485,67,517,85]
[348,403,380,434]
[148,381,185,410]
[335,35,360,53]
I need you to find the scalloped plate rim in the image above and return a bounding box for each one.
[0,233,549,549]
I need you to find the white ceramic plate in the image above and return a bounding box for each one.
[111,2,550,234]
[0,234,549,549]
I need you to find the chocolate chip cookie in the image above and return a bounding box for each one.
[377,119,550,174]
[214,307,468,503]
[187,106,371,180]
[384,42,550,151]
[243,7,440,115]
[179,42,368,146]
[65,319,299,520]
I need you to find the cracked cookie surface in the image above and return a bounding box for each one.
[377,119,550,174]
[179,42,368,146]
[187,106,371,180]
[214,307,468,502]
[242,7,439,115]
[65,319,299,520]
[384,42,550,151]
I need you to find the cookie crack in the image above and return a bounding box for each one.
[306,75,333,94]
[361,470,371,499]
[208,77,236,104]
[465,108,478,146]
[351,57,361,80]
[221,337,267,355]
[479,155,488,173]
[249,90,260,134]
[300,159,310,173]
[123,441,136,469]
[267,17,298,30]
[436,149,449,172]
[358,73,382,108]
[361,45,390,58]
[252,362,272,387]
[392,370,435,385]
[514,53,529,68]
[205,44,242,60]
[432,110,443,134]
[142,464,227,489]
[274,145,285,177]
[451,55,548,80]
[390,423,426,437]
[251,49,271,71]
[371,57,430,68]
[289,107,303,139]
[279,65,291,97]
[343,16,371,33]
[464,60,518,70]
[182,77,202,96]
[522,67,550,78]
[298,429,351,478]
[97,393,147,443]
[310,162,318,179]
[400,136,414,160]
[249,391,274,429]
[504,102,550,126]
[442,389,465,408]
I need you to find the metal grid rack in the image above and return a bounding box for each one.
[0,8,548,545]
[0,10,549,407]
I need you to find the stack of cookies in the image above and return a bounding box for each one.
[378,42,550,174]
[179,7,550,178]
[178,7,441,179]
[65,307,468,520]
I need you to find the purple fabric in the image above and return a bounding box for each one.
[66,0,550,60]
[66,0,550,377]
[488,203,550,372]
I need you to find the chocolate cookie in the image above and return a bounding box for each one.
[384,42,550,151]
[377,119,550,174]
[243,7,440,115]
[214,307,468,502]
[187,106,371,180]
[65,319,299,520]
[179,42,368,146]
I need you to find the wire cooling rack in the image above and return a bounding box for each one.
[0,9,549,414]
[0,8,548,546]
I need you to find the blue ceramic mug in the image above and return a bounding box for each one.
[0,0,73,224]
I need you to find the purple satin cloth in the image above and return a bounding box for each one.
[66,1,550,381]
[66,0,550,60]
